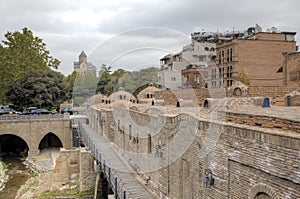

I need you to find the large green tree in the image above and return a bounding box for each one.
[72,72,99,106]
[97,67,159,97]
[6,69,69,110]
[0,27,60,102]
[64,71,78,101]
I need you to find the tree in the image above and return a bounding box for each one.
[0,27,60,102]
[6,69,69,110]
[96,67,159,97]
[64,71,78,101]
[236,70,250,86]
[72,72,99,106]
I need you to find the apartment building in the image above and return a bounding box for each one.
[216,31,297,88]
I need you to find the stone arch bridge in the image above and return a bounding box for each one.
[0,115,71,156]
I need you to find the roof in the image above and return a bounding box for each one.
[73,61,97,69]
[79,50,87,57]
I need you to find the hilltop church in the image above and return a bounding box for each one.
[73,51,97,76]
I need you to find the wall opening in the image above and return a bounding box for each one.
[148,134,152,153]
[0,134,29,157]
[38,132,63,150]
[254,192,271,199]
[203,99,209,108]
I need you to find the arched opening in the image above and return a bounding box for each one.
[233,87,242,96]
[263,98,270,108]
[203,99,209,108]
[254,192,271,199]
[0,134,29,157]
[286,95,291,106]
[148,134,152,153]
[38,133,63,150]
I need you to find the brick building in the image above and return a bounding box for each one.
[282,51,300,87]
[216,31,297,88]
[87,100,300,199]
[181,66,207,88]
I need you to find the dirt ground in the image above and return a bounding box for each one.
[16,148,61,199]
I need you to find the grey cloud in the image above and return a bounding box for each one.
[0,0,300,75]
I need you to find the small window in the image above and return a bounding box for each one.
[171,77,176,81]
[129,125,132,140]
[195,76,200,84]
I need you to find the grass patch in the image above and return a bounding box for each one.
[38,188,94,199]
[1,161,8,170]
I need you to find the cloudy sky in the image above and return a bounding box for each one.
[1,0,300,75]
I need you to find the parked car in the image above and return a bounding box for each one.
[22,107,53,115]
[60,108,79,115]
[22,107,38,115]
[37,109,52,114]
[0,107,16,115]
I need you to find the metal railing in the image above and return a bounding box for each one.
[78,122,133,199]
[0,114,67,121]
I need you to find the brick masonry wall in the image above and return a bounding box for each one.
[248,86,300,105]
[284,52,300,87]
[217,37,296,87]
[89,106,300,199]
[155,88,211,106]
[52,148,96,192]
[0,119,71,153]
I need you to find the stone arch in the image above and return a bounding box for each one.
[233,87,242,96]
[0,134,29,157]
[249,183,279,199]
[38,132,63,150]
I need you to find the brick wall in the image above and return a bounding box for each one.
[283,52,300,87]
[155,88,211,106]
[52,148,96,192]
[216,35,296,87]
[89,106,300,199]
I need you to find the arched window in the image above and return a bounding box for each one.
[204,47,209,51]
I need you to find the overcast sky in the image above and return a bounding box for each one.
[1,0,300,75]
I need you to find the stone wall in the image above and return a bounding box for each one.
[155,88,211,106]
[88,106,300,199]
[248,86,300,105]
[283,52,300,87]
[52,148,96,192]
[0,117,71,153]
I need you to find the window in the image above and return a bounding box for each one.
[219,68,222,78]
[227,49,230,62]
[171,77,176,81]
[221,51,225,63]
[195,76,200,84]
[148,134,152,153]
[199,55,206,62]
[230,48,233,62]
[129,125,132,140]
[205,47,209,51]
[212,68,216,79]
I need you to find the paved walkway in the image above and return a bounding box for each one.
[80,123,154,199]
